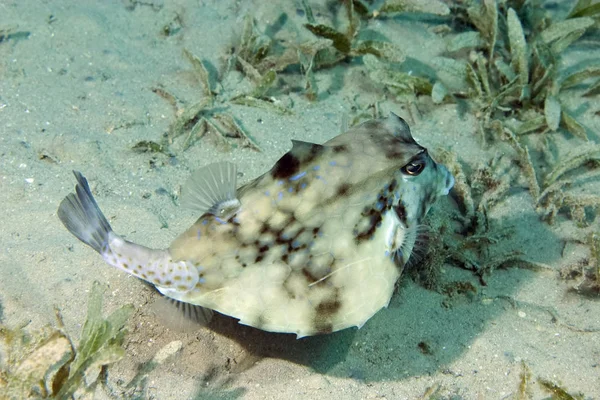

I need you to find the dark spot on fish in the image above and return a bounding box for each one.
[316,299,341,317]
[381,134,421,159]
[275,233,288,245]
[332,144,348,153]
[315,322,334,335]
[354,209,383,243]
[123,263,129,269]
[259,224,269,234]
[353,180,399,242]
[302,268,319,283]
[394,201,407,225]
[314,291,340,333]
[336,183,351,196]
[165,280,172,286]
[289,240,307,252]
[271,153,300,179]
[273,141,325,180]
[388,178,397,192]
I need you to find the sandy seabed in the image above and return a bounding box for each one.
[1,0,599,399]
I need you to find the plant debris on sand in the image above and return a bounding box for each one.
[0,282,132,399]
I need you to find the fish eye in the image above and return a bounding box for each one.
[402,161,425,176]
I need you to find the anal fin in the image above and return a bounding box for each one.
[150,294,214,333]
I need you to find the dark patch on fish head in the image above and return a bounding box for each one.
[381,135,424,161]
[388,178,397,192]
[353,181,396,243]
[354,210,383,244]
[394,201,407,226]
[356,113,423,160]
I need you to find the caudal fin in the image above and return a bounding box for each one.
[58,171,112,254]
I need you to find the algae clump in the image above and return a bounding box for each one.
[0,281,132,399]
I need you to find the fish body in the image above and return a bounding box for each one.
[58,113,454,337]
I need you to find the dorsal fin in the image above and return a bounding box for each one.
[180,162,240,217]
[384,112,417,145]
[270,140,326,179]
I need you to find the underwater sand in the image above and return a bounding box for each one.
[1,0,599,398]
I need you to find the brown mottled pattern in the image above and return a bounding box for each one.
[163,114,453,337]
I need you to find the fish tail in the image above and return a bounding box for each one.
[58,171,112,254]
[59,171,200,292]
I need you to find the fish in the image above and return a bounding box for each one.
[58,113,454,338]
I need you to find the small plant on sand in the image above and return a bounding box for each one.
[413,147,557,292]
[422,151,523,282]
[228,1,455,102]
[0,282,132,399]
[147,49,263,154]
[434,0,599,137]
[561,231,600,298]
[428,1,600,225]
